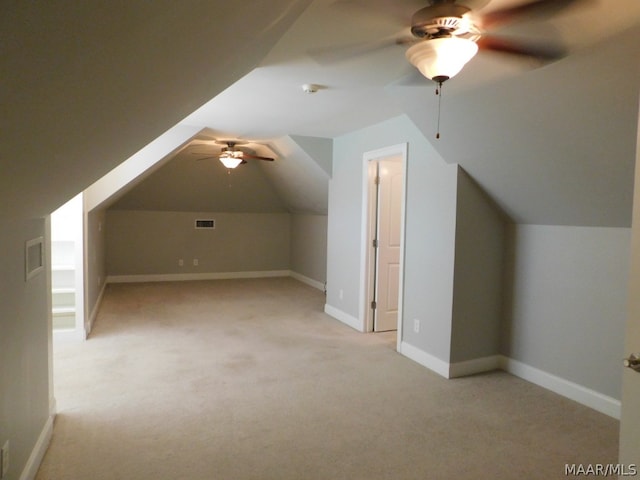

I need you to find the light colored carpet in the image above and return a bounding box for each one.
[37,277,618,479]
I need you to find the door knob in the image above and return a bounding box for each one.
[623,353,640,372]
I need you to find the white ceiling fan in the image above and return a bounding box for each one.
[319,0,591,137]
[323,0,590,83]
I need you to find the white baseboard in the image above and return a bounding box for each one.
[449,355,502,378]
[107,270,290,284]
[396,345,619,418]
[399,341,451,378]
[289,271,325,291]
[499,356,621,419]
[19,414,54,480]
[52,328,86,343]
[324,304,363,332]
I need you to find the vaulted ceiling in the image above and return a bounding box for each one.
[3,1,639,226]
[0,0,312,218]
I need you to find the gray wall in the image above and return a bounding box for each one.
[502,224,630,399]
[85,207,108,330]
[450,169,506,363]
[290,213,327,285]
[0,218,51,480]
[328,114,459,361]
[106,210,291,276]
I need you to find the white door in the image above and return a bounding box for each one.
[619,102,640,466]
[374,159,403,332]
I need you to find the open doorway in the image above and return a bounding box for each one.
[361,144,407,346]
[51,193,85,341]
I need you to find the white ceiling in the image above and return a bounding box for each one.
[178,0,640,226]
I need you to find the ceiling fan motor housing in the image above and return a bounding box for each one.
[411,3,472,38]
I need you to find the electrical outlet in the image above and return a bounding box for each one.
[2,440,9,478]
[178,259,184,267]
[413,319,420,333]
[192,259,198,266]
[339,289,344,300]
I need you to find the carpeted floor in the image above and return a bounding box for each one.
[37,277,619,479]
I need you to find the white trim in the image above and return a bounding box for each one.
[449,355,501,378]
[399,341,451,378]
[289,271,325,291]
[324,304,364,332]
[499,356,621,419]
[107,270,290,284]
[53,328,86,343]
[360,143,408,338]
[19,414,54,480]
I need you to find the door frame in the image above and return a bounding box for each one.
[359,143,408,349]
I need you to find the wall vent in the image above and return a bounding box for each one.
[195,219,215,229]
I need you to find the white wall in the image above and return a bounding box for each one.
[502,224,630,399]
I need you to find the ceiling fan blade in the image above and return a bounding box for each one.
[308,35,414,65]
[190,150,216,156]
[195,156,216,161]
[480,0,590,29]
[330,0,424,28]
[243,154,275,162]
[477,35,567,63]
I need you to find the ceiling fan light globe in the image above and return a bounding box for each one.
[406,37,478,81]
[219,156,243,169]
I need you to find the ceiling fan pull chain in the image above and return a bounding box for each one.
[435,80,443,139]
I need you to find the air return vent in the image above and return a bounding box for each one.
[195,219,215,229]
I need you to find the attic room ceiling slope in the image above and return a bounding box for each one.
[389,23,640,227]
[110,148,288,214]
[257,136,331,215]
[0,0,312,218]
[176,0,640,227]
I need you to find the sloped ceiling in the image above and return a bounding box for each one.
[388,24,640,226]
[0,0,312,218]
[175,0,640,227]
[109,149,289,213]
[258,135,331,214]
[4,0,638,226]
[108,133,331,215]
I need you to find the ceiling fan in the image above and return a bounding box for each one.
[189,139,275,169]
[323,0,587,137]
[402,0,586,84]
[324,0,587,83]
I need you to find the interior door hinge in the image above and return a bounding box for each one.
[371,300,377,309]
[372,239,378,248]
[374,175,380,185]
